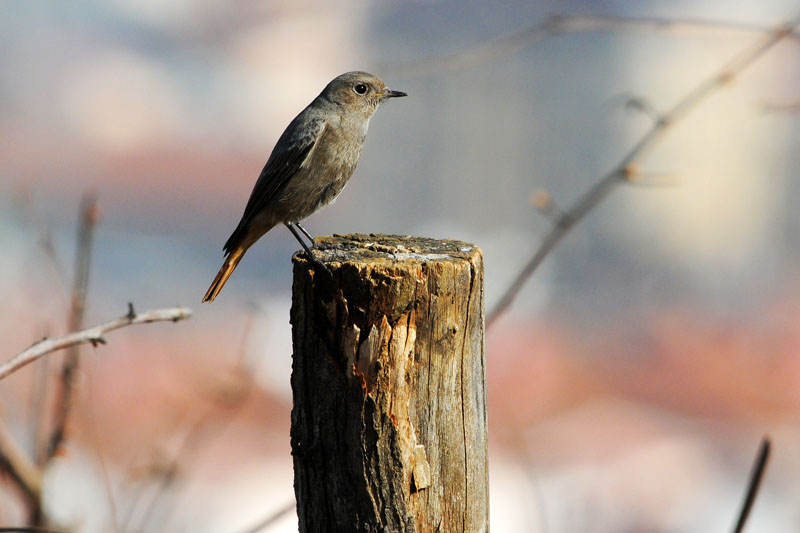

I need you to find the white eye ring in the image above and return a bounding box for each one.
[353,83,368,95]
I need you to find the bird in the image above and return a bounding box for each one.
[203,71,406,302]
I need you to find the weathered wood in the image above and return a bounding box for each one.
[290,234,487,533]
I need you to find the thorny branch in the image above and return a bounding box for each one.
[486,15,800,327]
[0,305,192,380]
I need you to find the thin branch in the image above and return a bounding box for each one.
[47,194,99,461]
[762,101,800,113]
[11,191,71,469]
[382,18,553,79]
[29,332,50,467]
[0,421,42,508]
[0,527,65,533]
[382,13,800,79]
[10,187,70,308]
[235,502,296,533]
[132,438,184,531]
[486,15,800,327]
[732,436,771,533]
[133,310,257,532]
[82,374,122,533]
[0,305,193,381]
[551,13,800,40]
[616,94,663,124]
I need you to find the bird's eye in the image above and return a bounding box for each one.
[353,83,368,95]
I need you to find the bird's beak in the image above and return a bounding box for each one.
[382,89,407,98]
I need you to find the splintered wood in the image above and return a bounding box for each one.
[290,234,487,533]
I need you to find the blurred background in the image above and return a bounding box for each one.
[2,0,800,531]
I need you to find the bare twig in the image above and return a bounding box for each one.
[236,501,296,533]
[382,14,800,79]
[0,305,193,381]
[30,332,51,467]
[82,374,122,533]
[0,421,42,512]
[130,405,243,531]
[549,13,800,40]
[762,101,800,113]
[46,194,99,460]
[0,527,65,533]
[486,15,800,327]
[133,310,257,532]
[10,187,70,307]
[732,436,771,533]
[11,191,71,468]
[131,439,184,530]
[382,18,553,79]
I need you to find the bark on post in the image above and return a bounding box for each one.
[290,233,487,533]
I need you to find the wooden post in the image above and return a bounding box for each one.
[290,234,488,532]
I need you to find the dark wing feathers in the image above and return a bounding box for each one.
[223,116,325,254]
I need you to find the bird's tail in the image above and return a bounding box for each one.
[203,247,246,303]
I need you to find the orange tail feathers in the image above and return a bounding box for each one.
[203,247,246,303]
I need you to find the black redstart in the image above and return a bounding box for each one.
[203,71,406,302]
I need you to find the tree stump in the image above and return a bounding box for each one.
[290,234,488,533]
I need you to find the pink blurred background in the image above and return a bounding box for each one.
[2,1,800,531]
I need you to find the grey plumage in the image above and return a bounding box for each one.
[203,71,406,302]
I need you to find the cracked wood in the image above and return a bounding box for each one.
[290,234,488,533]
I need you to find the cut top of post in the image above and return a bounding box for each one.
[295,233,478,266]
[291,233,483,324]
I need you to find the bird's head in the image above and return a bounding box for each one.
[322,71,407,115]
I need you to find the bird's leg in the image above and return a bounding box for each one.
[295,222,316,245]
[285,222,332,276]
[285,222,314,253]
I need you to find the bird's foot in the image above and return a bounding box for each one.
[306,248,333,277]
[285,222,332,276]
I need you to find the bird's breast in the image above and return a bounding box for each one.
[274,123,365,222]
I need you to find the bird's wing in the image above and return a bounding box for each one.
[223,116,326,254]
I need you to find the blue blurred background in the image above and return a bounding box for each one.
[2,1,800,531]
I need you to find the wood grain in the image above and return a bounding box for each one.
[291,234,487,532]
